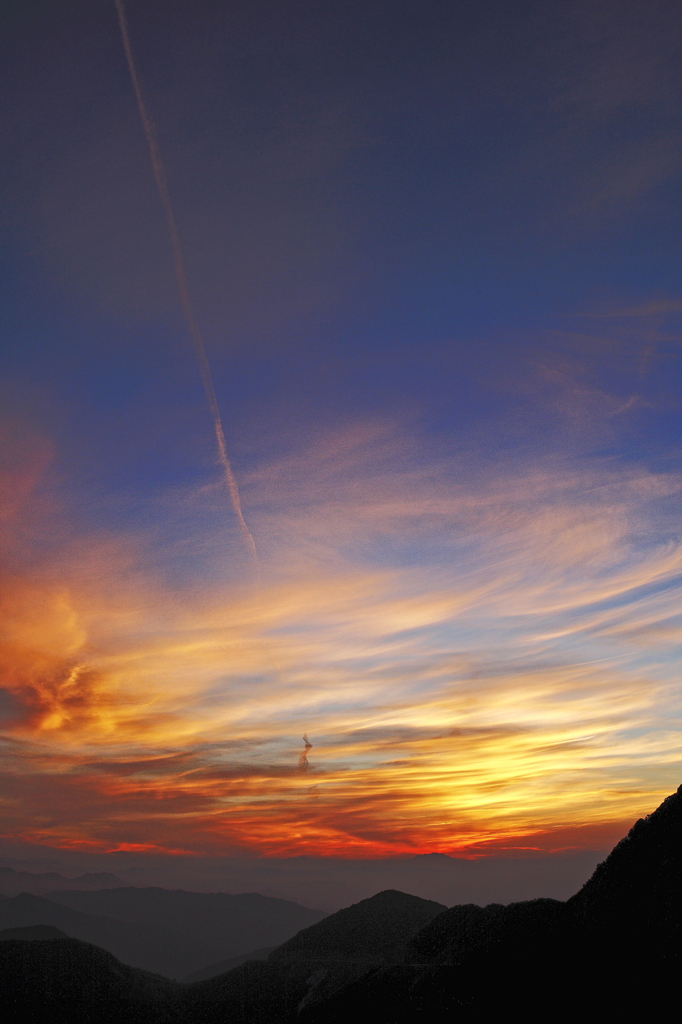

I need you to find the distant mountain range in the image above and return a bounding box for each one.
[0,867,123,896]
[1,783,681,1020]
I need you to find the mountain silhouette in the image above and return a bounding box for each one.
[182,889,446,1024]
[270,888,446,965]
[1,784,680,1021]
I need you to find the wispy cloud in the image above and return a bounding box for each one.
[0,414,681,856]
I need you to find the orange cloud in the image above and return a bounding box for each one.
[0,419,680,857]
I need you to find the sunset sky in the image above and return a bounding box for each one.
[1,0,682,880]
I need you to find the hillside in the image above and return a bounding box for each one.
[0,937,181,1024]
[567,783,682,949]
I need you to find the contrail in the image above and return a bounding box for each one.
[113,0,258,576]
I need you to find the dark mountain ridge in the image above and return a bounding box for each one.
[1,784,680,1021]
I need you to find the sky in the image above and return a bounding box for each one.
[1,0,682,897]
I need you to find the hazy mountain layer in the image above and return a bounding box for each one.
[0,924,68,941]
[0,890,325,979]
[183,946,275,983]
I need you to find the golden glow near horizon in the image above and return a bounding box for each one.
[1,419,681,858]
